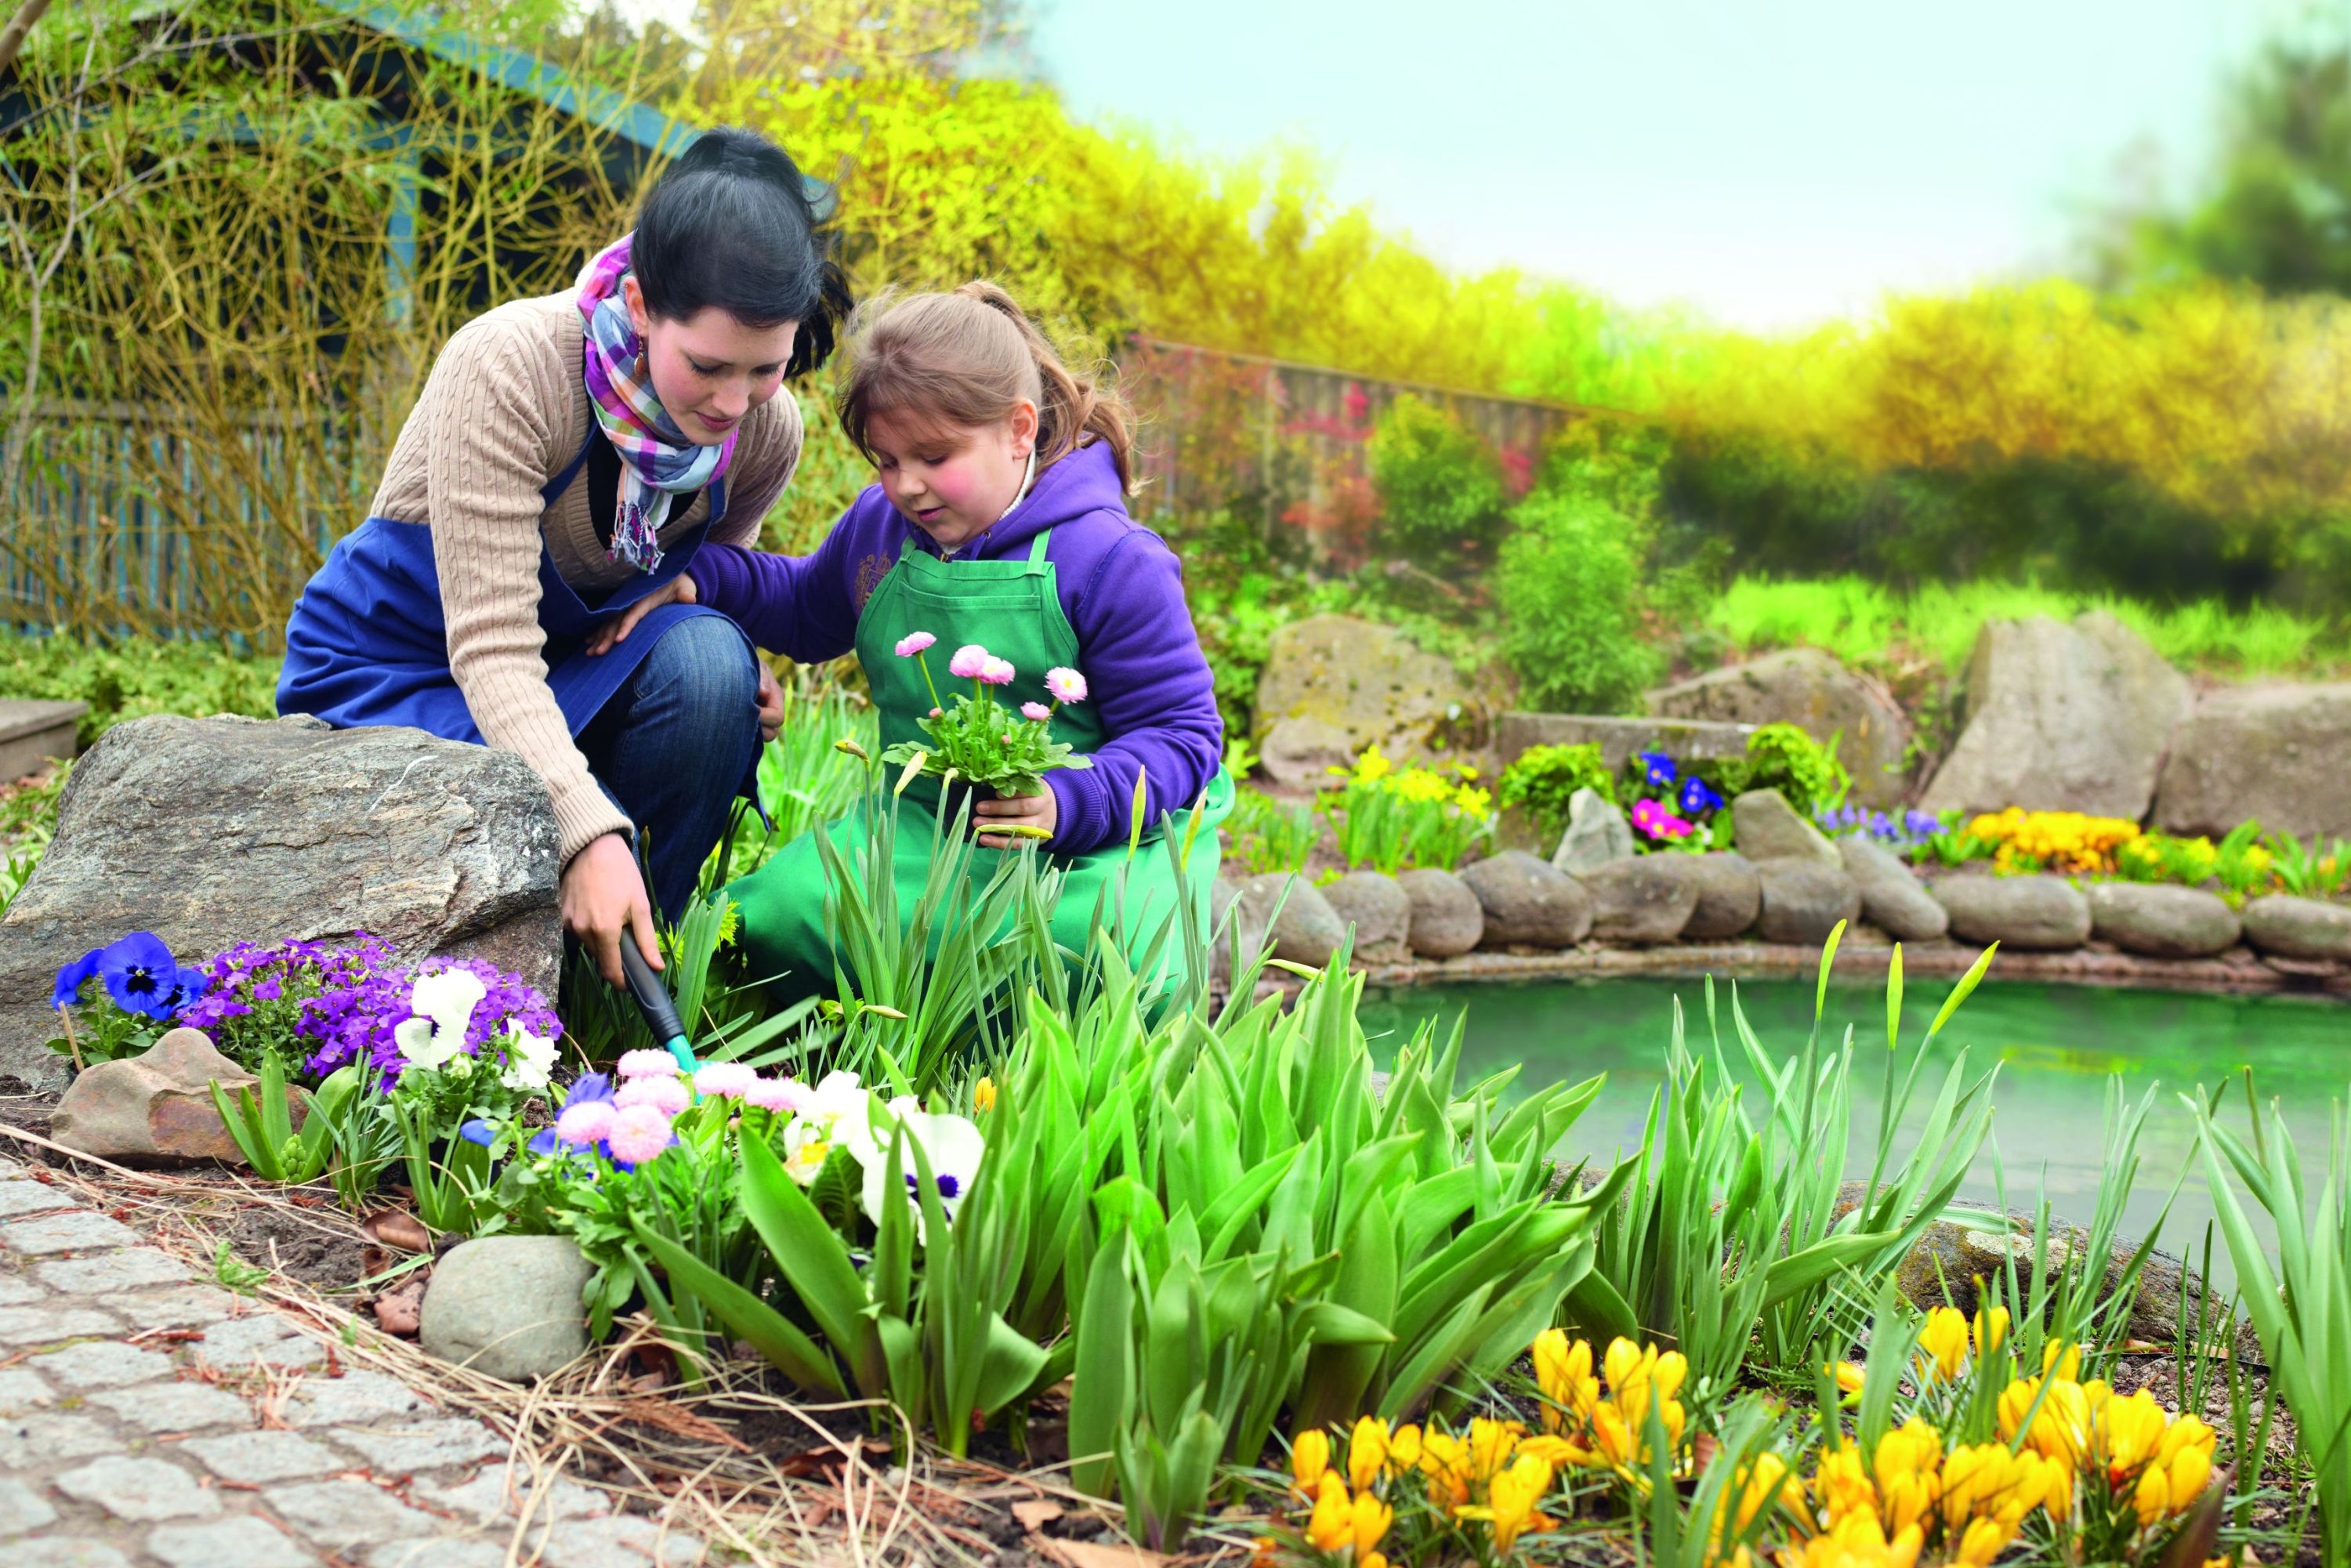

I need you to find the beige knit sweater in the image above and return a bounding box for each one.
[367,292,804,864]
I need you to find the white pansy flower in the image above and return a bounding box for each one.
[857,1106,987,1240]
[501,1022,557,1092]
[391,967,487,1071]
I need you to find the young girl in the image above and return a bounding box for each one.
[593,282,1230,994]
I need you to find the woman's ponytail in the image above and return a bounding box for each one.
[838,282,1139,493]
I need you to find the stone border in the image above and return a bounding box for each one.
[1349,938,2351,998]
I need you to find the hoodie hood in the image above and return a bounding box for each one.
[934,438,1126,560]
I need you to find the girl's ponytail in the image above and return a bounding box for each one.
[951,282,1136,489]
[838,282,1138,492]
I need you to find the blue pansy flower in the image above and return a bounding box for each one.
[1677,776,1725,817]
[52,933,208,1021]
[1637,751,1679,789]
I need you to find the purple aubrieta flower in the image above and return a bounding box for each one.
[53,933,208,1021]
[1637,751,1679,790]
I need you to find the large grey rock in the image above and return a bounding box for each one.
[0,715,560,1088]
[1257,717,1354,790]
[2085,882,2241,958]
[2240,895,2351,962]
[1648,649,1911,808]
[2154,683,2351,846]
[1396,869,1483,958]
[1232,873,1348,969]
[1497,712,1752,778]
[1252,614,1472,757]
[1929,875,2092,951]
[49,1028,284,1165]
[1461,851,1593,949]
[1731,788,1841,866]
[1682,853,1762,940]
[419,1237,592,1382]
[1321,871,1412,964]
[1838,837,1949,942]
[1754,862,1861,946]
[1921,612,2191,819]
[1576,856,1701,945]
[1552,789,1636,875]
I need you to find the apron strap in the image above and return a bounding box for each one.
[1026,529,1052,567]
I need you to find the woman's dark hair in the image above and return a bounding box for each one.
[632,126,853,378]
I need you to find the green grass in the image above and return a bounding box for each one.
[2,630,281,747]
[1704,575,2349,677]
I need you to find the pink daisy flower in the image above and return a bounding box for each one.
[893,631,936,657]
[1045,667,1087,704]
[744,1077,806,1114]
[978,655,1016,686]
[948,644,990,679]
[554,1100,617,1148]
[1020,701,1052,721]
[694,1062,758,1099]
[614,1075,690,1116]
[604,1104,676,1165]
[616,1049,679,1080]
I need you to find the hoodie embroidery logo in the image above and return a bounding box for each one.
[853,552,891,610]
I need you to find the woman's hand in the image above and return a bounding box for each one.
[755,661,786,743]
[586,573,697,656]
[974,790,1056,850]
[563,832,663,988]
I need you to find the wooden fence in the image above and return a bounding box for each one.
[4,341,1596,638]
[1119,336,1590,565]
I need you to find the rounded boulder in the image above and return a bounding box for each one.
[1680,852,1762,940]
[1233,873,1349,969]
[2084,882,2241,958]
[1929,875,2092,951]
[1396,868,1484,958]
[1322,870,1413,964]
[1575,856,1701,946]
[1755,862,1862,947]
[2241,895,2351,962]
[1460,851,1595,949]
[1837,837,1950,942]
[419,1236,594,1382]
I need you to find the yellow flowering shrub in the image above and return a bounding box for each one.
[1963,809,2143,875]
[1320,746,1494,875]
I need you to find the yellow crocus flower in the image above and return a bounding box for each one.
[1954,1515,2013,1567]
[1351,1488,1393,1557]
[1916,1308,1969,1383]
[1304,1472,1353,1552]
[1872,1420,1943,1535]
[1419,1429,1473,1507]
[972,1076,997,1114]
[1468,1416,1526,1482]
[1780,1513,1925,1568]
[1973,1303,2009,1358]
[2093,1388,2168,1476]
[1387,1422,1423,1474]
[1290,1427,1329,1498]
[1348,1416,1389,1493]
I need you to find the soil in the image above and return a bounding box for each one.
[222,1200,374,1293]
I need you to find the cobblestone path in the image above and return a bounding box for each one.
[0,1152,708,1567]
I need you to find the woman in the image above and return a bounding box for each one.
[277,128,850,987]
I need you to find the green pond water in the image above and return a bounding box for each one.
[1359,976,2351,1288]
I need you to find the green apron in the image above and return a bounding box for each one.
[729,529,1233,1002]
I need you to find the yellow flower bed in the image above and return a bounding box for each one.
[1964,808,2142,875]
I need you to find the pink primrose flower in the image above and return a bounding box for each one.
[948,644,990,679]
[893,631,936,658]
[978,655,1016,686]
[614,1074,690,1116]
[555,1100,617,1148]
[1045,667,1087,704]
[1020,701,1052,722]
[604,1103,676,1165]
[1631,798,1697,839]
[694,1062,759,1099]
[616,1049,679,1081]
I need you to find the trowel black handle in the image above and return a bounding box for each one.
[618,929,691,1069]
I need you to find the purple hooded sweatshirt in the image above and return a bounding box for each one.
[689,439,1223,857]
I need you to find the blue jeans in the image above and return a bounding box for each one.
[576,613,763,922]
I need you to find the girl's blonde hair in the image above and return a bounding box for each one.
[835,281,1137,491]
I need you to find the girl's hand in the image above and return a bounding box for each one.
[755,661,786,743]
[586,573,697,655]
[974,790,1056,850]
[563,832,663,988]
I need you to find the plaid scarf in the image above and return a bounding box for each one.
[575,234,734,573]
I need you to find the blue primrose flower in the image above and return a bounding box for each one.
[52,932,208,1021]
[1638,751,1679,789]
[1676,776,1725,817]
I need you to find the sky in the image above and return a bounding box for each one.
[1025,0,2299,330]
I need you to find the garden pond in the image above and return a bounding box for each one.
[1363,974,2351,1285]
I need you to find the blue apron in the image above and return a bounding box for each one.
[278,431,744,748]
